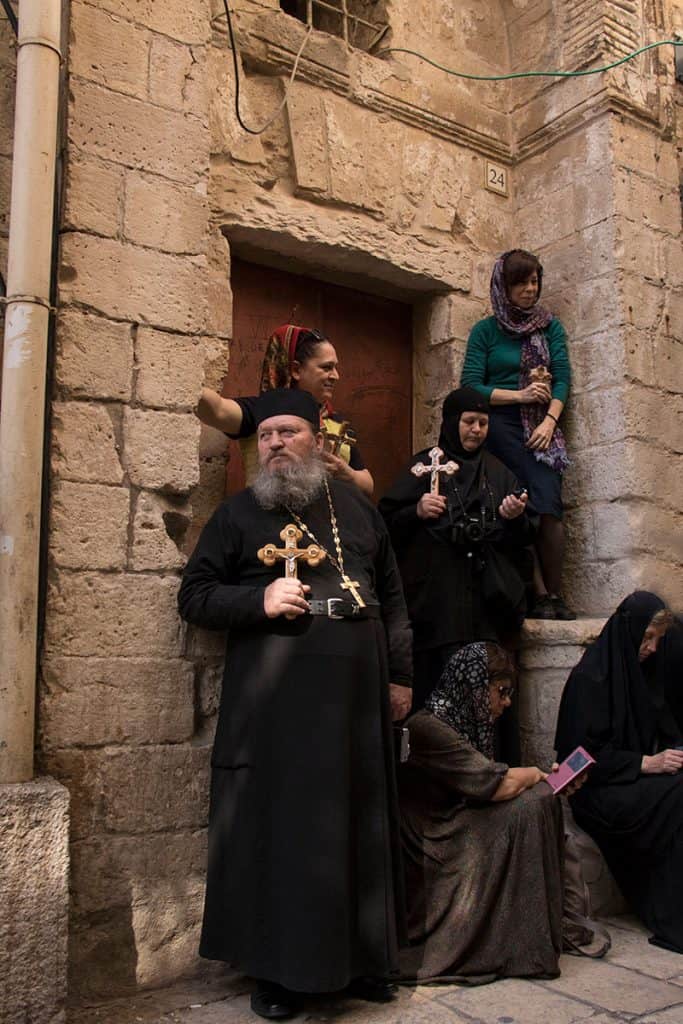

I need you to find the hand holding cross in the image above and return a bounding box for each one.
[323,420,357,457]
[411,446,458,495]
[258,524,326,620]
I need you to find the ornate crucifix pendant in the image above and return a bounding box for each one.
[340,575,366,608]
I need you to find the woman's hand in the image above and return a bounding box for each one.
[416,493,447,520]
[518,382,551,405]
[549,762,588,796]
[642,750,683,775]
[525,417,555,452]
[321,449,354,483]
[498,492,528,520]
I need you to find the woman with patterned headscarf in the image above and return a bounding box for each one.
[198,323,374,496]
[399,642,567,983]
[461,250,573,620]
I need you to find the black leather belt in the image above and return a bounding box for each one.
[308,599,382,620]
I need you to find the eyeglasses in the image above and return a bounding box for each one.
[496,685,515,699]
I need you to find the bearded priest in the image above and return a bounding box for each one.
[178,387,412,1020]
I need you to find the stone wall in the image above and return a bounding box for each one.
[16,0,682,1007]
[39,0,226,1002]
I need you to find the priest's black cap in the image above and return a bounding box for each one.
[253,387,321,429]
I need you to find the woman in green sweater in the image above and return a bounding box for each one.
[461,250,574,620]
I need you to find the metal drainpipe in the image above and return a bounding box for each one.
[0,1,62,784]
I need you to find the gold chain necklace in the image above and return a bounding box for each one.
[285,480,366,608]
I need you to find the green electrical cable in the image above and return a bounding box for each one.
[375,39,682,82]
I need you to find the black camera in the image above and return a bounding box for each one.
[451,514,486,547]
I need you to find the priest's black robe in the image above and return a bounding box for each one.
[555,592,683,953]
[178,480,412,992]
[379,448,533,712]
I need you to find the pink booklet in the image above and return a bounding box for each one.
[545,746,596,794]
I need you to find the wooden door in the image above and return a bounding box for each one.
[226,259,413,500]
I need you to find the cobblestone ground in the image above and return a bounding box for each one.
[70,916,683,1024]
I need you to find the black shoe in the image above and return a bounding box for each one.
[551,596,577,620]
[250,981,299,1020]
[347,976,398,1003]
[527,595,556,620]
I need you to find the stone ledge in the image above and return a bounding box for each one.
[521,617,606,646]
[0,777,70,1024]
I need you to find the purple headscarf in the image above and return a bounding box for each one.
[491,252,570,474]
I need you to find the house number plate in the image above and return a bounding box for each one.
[485,160,509,196]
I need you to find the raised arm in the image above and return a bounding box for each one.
[196,387,244,435]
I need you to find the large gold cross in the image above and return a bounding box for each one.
[323,420,357,457]
[411,446,458,495]
[258,524,326,578]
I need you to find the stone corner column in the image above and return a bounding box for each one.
[0,776,70,1024]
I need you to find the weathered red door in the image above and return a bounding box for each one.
[226,259,413,501]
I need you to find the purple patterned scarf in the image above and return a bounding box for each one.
[491,253,569,474]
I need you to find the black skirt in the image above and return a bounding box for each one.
[486,406,563,518]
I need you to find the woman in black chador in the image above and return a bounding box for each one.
[555,591,683,953]
[379,387,534,713]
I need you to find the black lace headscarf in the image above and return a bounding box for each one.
[425,642,495,759]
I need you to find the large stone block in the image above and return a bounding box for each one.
[567,557,641,617]
[56,310,133,401]
[612,121,680,183]
[130,490,190,570]
[50,401,123,484]
[70,830,206,917]
[49,480,129,570]
[44,572,184,658]
[0,778,69,1024]
[564,440,675,510]
[40,656,194,750]
[59,234,209,333]
[615,168,681,234]
[68,79,209,185]
[63,154,123,237]
[183,455,227,555]
[100,745,210,834]
[135,327,205,408]
[96,0,211,44]
[123,408,200,493]
[592,500,681,564]
[653,331,683,393]
[124,172,208,255]
[287,83,328,195]
[69,1,150,100]
[149,33,208,116]
[425,292,488,347]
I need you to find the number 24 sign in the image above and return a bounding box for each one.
[485,160,509,197]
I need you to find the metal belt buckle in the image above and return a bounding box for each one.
[327,597,345,619]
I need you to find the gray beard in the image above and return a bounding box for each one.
[252,455,326,512]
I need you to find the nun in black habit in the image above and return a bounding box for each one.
[379,387,535,713]
[555,591,683,953]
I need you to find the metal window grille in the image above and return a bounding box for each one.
[281,1,388,53]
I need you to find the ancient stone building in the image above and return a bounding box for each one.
[0,0,681,1017]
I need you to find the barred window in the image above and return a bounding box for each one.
[280,1,388,53]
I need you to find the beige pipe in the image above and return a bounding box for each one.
[0,1,62,783]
